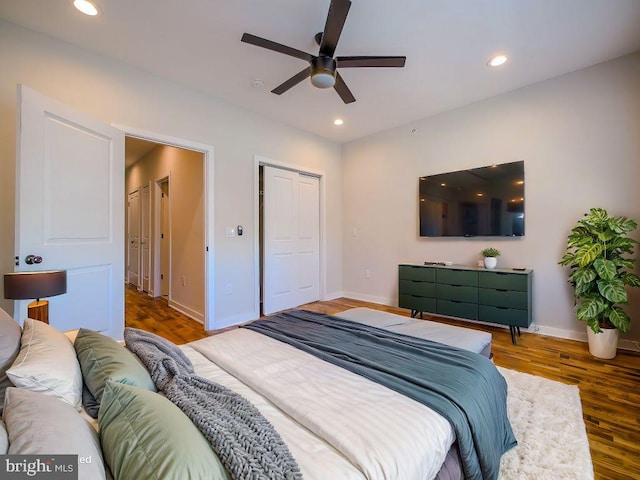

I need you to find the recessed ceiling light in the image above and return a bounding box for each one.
[334,119,344,126]
[251,79,265,88]
[73,0,98,16]
[488,55,508,67]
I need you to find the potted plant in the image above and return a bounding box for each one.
[481,247,501,269]
[559,208,640,359]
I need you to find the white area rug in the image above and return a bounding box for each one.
[498,367,594,480]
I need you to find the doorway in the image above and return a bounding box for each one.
[127,189,140,287]
[124,132,212,329]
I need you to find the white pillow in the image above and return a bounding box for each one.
[0,307,22,412]
[4,387,106,480]
[6,318,82,410]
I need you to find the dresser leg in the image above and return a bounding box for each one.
[510,326,517,344]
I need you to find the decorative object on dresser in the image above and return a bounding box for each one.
[398,264,532,344]
[3,270,67,324]
[480,247,501,269]
[558,207,640,359]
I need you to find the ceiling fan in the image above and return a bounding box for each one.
[241,0,406,104]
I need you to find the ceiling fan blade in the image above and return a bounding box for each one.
[333,72,356,104]
[337,56,407,68]
[241,33,314,62]
[272,66,313,95]
[319,0,351,57]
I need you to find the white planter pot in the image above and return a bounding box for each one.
[484,257,498,269]
[586,327,619,359]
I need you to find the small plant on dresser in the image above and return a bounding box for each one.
[480,247,501,269]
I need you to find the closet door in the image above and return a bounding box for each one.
[263,166,319,315]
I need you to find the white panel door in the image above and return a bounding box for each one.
[127,189,140,287]
[263,166,319,315]
[141,183,151,293]
[15,85,125,339]
[296,174,320,305]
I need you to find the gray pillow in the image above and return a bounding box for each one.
[3,387,106,480]
[99,382,230,480]
[0,419,8,454]
[0,307,21,412]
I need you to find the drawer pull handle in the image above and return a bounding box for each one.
[496,288,508,292]
[497,306,509,310]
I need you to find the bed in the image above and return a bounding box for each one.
[0,306,514,480]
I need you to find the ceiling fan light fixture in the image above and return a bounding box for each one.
[73,0,98,16]
[311,72,336,89]
[311,56,337,88]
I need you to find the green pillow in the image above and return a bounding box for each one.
[99,382,230,480]
[74,328,156,405]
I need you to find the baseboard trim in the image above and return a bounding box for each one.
[324,291,345,301]
[342,292,393,305]
[168,299,204,324]
[210,312,257,331]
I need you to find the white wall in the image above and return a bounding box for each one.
[342,53,640,342]
[0,21,343,328]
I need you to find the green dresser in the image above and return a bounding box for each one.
[398,264,533,344]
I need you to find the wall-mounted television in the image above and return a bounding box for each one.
[419,160,525,237]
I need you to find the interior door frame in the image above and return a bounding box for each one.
[155,176,171,299]
[253,155,326,320]
[116,124,215,331]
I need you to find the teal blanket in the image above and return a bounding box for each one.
[243,310,516,480]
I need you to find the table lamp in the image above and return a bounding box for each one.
[3,270,67,324]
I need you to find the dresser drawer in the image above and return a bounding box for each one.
[436,268,478,287]
[478,271,528,291]
[478,305,531,327]
[399,279,435,297]
[437,299,478,320]
[478,288,528,310]
[399,265,436,282]
[399,294,436,313]
[436,284,478,303]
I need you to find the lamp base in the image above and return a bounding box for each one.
[27,300,49,324]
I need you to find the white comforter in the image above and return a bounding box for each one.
[182,328,455,480]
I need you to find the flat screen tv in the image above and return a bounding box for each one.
[419,160,525,237]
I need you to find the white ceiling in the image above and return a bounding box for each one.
[2,0,640,143]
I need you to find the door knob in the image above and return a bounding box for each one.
[25,255,43,265]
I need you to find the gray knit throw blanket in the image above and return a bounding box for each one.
[124,328,303,480]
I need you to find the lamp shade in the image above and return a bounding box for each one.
[4,270,67,300]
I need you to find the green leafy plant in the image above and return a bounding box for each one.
[559,208,640,333]
[481,247,501,258]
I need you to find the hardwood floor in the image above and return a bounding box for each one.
[125,287,640,480]
[124,284,207,344]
